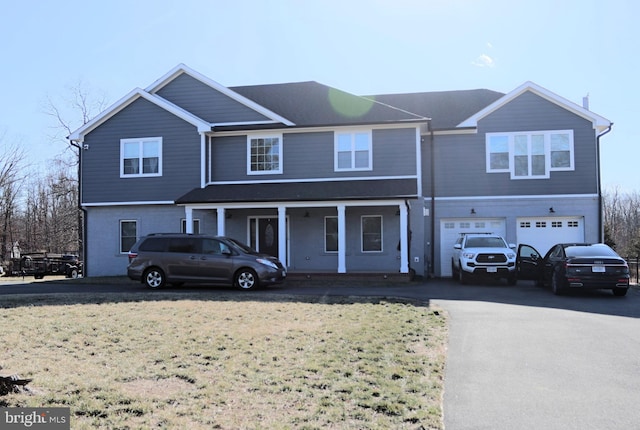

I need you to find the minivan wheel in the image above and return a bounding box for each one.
[235,268,258,290]
[144,267,165,289]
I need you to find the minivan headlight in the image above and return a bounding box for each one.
[256,258,278,270]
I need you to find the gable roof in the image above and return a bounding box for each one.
[146,64,296,127]
[458,81,612,133]
[231,81,428,128]
[68,88,211,142]
[370,89,504,130]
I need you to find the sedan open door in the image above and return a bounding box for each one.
[516,244,543,284]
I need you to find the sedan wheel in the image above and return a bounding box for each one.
[552,271,565,295]
[235,268,259,290]
[144,268,165,289]
[613,288,628,297]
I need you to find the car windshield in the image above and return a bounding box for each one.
[466,237,507,248]
[565,245,619,257]
[225,238,260,255]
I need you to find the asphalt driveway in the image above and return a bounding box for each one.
[1,277,639,429]
[429,280,640,430]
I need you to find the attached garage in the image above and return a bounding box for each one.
[440,218,506,277]
[516,217,584,256]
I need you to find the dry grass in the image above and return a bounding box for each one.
[1,292,447,429]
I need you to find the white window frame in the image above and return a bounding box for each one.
[334,130,373,171]
[120,220,137,254]
[120,137,163,178]
[486,130,574,179]
[247,134,283,175]
[361,215,383,253]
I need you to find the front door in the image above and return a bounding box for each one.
[249,217,278,257]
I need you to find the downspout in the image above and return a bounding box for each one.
[596,123,613,243]
[428,120,435,278]
[72,137,88,276]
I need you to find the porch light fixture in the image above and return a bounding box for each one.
[304,211,310,218]
[549,207,555,213]
[470,208,476,215]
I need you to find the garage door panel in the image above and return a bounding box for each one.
[516,217,584,256]
[440,218,506,277]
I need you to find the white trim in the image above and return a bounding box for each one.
[82,201,174,207]
[415,127,422,196]
[120,137,163,178]
[434,193,598,201]
[458,81,611,133]
[246,133,283,175]
[146,63,295,126]
[334,129,373,172]
[486,130,575,179]
[207,175,417,186]
[430,128,478,136]
[208,121,428,138]
[181,199,407,210]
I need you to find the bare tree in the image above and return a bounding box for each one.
[0,135,28,261]
[43,80,108,258]
[603,187,640,257]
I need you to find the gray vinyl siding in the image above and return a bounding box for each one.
[81,98,202,204]
[156,74,271,124]
[423,92,598,198]
[210,128,417,182]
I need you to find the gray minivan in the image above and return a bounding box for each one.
[127,234,286,290]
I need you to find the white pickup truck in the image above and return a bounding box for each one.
[451,233,517,285]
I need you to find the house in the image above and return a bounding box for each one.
[69,64,612,279]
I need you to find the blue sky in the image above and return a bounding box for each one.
[1,0,637,190]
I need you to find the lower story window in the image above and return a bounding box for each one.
[120,220,137,254]
[181,219,200,234]
[362,215,382,252]
[325,217,338,252]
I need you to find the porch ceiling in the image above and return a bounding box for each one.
[175,179,418,204]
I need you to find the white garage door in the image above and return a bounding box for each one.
[440,218,506,277]
[516,217,584,256]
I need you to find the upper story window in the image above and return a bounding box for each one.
[121,137,162,178]
[335,130,372,171]
[486,130,574,179]
[248,135,282,175]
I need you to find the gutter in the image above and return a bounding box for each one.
[596,123,613,243]
[429,120,435,277]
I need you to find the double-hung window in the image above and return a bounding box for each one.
[361,215,382,252]
[335,130,372,171]
[324,217,338,253]
[486,130,574,179]
[248,135,282,174]
[121,137,162,177]
[120,220,137,254]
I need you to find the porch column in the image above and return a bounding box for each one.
[185,207,194,234]
[216,208,226,236]
[337,204,346,273]
[399,203,409,273]
[278,206,287,266]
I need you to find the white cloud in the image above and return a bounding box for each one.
[472,54,495,68]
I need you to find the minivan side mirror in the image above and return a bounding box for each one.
[221,248,232,256]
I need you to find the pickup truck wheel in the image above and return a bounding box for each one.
[144,267,165,289]
[458,264,470,285]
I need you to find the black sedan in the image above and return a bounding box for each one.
[516,243,630,296]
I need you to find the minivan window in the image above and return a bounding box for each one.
[139,237,168,252]
[168,238,200,253]
[202,239,231,255]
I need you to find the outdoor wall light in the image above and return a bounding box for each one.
[470,208,476,214]
[549,207,555,213]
